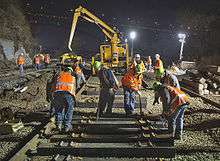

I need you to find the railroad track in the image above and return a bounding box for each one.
[6,76,175,161]
[4,76,220,161]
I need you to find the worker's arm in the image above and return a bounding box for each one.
[161,88,171,116]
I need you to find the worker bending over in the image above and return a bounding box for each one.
[51,66,76,132]
[121,64,143,115]
[17,53,25,77]
[160,70,180,89]
[154,54,164,80]
[94,61,119,116]
[153,82,189,140]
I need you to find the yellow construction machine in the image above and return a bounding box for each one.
[60,53,82,65]
[68,6,129,71]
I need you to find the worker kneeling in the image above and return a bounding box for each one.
[94,61,119,117]
[121,64,143,115]
[153,82,189,140]
[52,66,76,132]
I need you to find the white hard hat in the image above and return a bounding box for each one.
[155,54,160,58]
[135,54,140,59]
[20,53,24,55]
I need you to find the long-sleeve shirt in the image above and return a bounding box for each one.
[98,67,118,89]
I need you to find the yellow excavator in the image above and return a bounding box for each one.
[68,6,129,72]
[60,53,82,65]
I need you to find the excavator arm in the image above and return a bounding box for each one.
[68,6,120,51]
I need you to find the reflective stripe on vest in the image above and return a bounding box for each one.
[165,86,189,116]
[55,71,75,96]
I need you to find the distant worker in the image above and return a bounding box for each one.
[121,64,143,115]
[44,54,50,68]
[51,66,76,132]
[154,54,164,80]
[73,59,86,90]
[131,54,146,73]
[153,82,189,140]
[17,53,25,77]
[160,70,180,90]
[34,55,41,70]
[145,56,152,71]
[94,61,119,116]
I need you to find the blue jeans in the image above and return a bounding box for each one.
[76,73,86,89]
[123,87,136,113]
[53,91,74,128]
[35,64,41,70]
[98,88,115,114]
[168,104,188,136]
[18,65,24,77]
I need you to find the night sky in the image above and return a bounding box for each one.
[23,0,220,64]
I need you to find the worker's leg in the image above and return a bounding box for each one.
[19,65,24,77]
[129,90,136,112]
[167,113,178,137]
[63,92,74,131]
[106,88,115,114]
[123,87,131,113]
[175,104,188,138]
[53,92,65,128]
[76,74,81,89]
[97,88,108,115]
[81,73,86,83]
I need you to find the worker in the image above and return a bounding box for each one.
[154,54,164,80]
[93,61,119,116]
[153,82,189,140]
[34,55,41,70]
[17,53,25,77]
[51,66,76,132]
[44,54,50,68]
[145,56,152,71]
[131,54,146,73]
[121,64,142,115]
[73,59,86,90]
[160,70,180,90]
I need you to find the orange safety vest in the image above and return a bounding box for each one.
[146,57,152,65]
[44,55,50,63]
[74,66,82,75]
[121,69,142,91]
[35,56,40,64]
[155,59,163,69]
[17,55,25,65]
[165,86,189,116]
[55,71,76,96]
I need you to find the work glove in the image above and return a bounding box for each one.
[136,90,141,96]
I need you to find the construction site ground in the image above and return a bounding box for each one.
[0,67,219,160]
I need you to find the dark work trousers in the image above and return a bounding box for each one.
[53,91,74,128]
[98,88,115,114]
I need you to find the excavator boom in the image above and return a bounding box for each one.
[68,6,119,51]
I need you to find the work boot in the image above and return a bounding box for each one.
[56,124,62,132]
[174,134,182,140]
[65,125,72,133]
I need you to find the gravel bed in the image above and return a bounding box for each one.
[0,126,34,161]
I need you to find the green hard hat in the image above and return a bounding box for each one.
[66,66,73,72]
[153,82,162,91]
[93,61,101,71]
